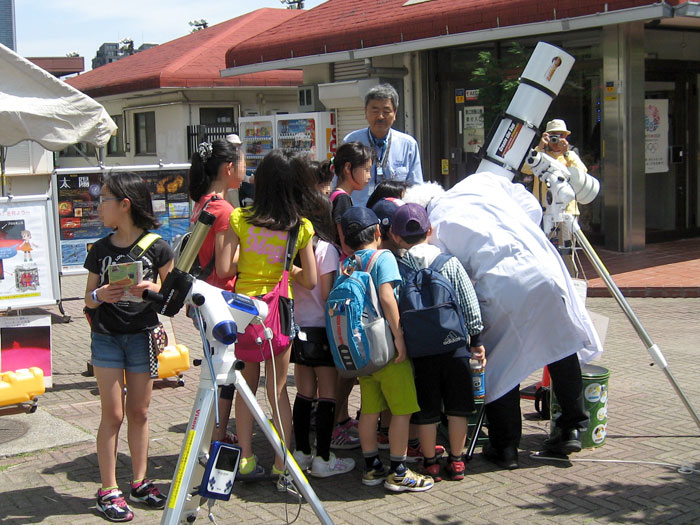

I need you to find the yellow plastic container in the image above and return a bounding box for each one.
[158,344,190,382]
[0,367,45,408]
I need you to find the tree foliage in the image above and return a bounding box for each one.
[470,42,526,129]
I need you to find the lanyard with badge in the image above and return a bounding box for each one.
[368,128,392,181]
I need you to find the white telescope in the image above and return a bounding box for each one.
[477,42,575,179]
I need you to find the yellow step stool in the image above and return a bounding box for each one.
[158,344,190,385]
[0,367,45,412]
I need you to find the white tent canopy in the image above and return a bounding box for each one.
[0,43,116,150]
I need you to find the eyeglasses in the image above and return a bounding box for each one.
[98,196,121,204]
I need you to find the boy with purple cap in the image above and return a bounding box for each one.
[389,203,486,481]
[339,206,434,492]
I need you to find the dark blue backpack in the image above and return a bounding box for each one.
[398,253,468,358]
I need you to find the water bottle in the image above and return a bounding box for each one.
[470,357,485,399]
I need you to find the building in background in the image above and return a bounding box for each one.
[91,41,157,70]
[62,8,306,170]
[221,0,700,252]
[0,0,16,50]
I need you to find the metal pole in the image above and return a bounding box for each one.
[231,367,334,525]
[573,221,700,431]
[1,145,7,197]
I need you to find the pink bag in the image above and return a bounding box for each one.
[235,226,299,362]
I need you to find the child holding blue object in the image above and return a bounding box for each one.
[339,206,434,492]
[389,203,486,482]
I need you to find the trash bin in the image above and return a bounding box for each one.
[550,364,609,448]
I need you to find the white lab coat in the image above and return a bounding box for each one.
[427,172,603,403]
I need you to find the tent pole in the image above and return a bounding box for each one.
[1,145,6,197]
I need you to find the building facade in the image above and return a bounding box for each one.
[222,0,700,252]
[62,9,305,170]
[0,0,16,51]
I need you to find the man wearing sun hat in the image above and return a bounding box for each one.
[525,118,591,276]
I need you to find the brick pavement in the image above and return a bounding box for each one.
[1,274,700,524]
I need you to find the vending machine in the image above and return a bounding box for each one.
[239,116,276,177]
[239,112,336,176]
[276,111,336,162]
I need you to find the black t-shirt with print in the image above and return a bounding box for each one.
[84,232,174,334]
[331,192,353,245]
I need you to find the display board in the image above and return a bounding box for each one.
[53,165,190,274]
[0,194,61,309]
[0,315,52,387]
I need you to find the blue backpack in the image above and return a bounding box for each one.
[398,253,468,358]
[326,250,395,377]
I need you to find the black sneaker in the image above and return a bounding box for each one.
[129,479,167,509]
[544,428,582,455]
[96,489,134,522]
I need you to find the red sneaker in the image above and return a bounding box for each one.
[406,444,446,463]
[446,459,465,481]
[423,461,442,483]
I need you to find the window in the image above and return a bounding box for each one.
[134,111,156,155]
[57,142,96,158]
[199,108,233,125]
[106,115,124,156]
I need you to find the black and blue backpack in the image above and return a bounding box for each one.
[398,253,469,358]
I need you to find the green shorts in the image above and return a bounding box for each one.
[359,358,419,416]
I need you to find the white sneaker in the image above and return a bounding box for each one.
[293,449,314,471]
[310,452,355,478]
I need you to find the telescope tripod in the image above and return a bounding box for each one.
[159,287,333,525]
[552,215,700,431]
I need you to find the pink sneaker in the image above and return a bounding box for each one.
[338,418,359,437]
[330,426,360,450]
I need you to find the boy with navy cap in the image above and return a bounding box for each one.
[339,206,434,492]
[390,203,486,481]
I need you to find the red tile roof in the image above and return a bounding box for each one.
[225,0,682,68]
[67,8,304,98]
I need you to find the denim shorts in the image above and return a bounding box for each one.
[91,332,151,374]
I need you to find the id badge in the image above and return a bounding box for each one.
[376,165,384,177]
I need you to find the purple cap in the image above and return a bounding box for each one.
[341,206,380,238]
[371,197,405,232]
[391,202,431,238]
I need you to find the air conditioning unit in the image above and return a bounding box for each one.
[298,85,326,112]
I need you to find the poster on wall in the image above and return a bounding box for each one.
[53,165,191,274]
[645,99,669,174]
[0,315,52,387]
[0,195,61,309]
[464,105,485,153]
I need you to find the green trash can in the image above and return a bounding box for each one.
[550,364,609,448]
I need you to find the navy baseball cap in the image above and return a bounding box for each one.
[371,197,405,233]
[391,202,431,238]
[341,206,380,238]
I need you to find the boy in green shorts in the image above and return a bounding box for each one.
[340,206,434,492]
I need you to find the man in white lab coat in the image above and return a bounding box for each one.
[405,174,603,469]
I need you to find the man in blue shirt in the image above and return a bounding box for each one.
[343,84,423,206]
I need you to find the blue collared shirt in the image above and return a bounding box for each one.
[342,127,423,206]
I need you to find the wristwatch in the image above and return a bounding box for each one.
[91,289,103,304]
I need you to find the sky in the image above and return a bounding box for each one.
[15,0,327,70]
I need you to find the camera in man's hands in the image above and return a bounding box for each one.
[549,135,560,144]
